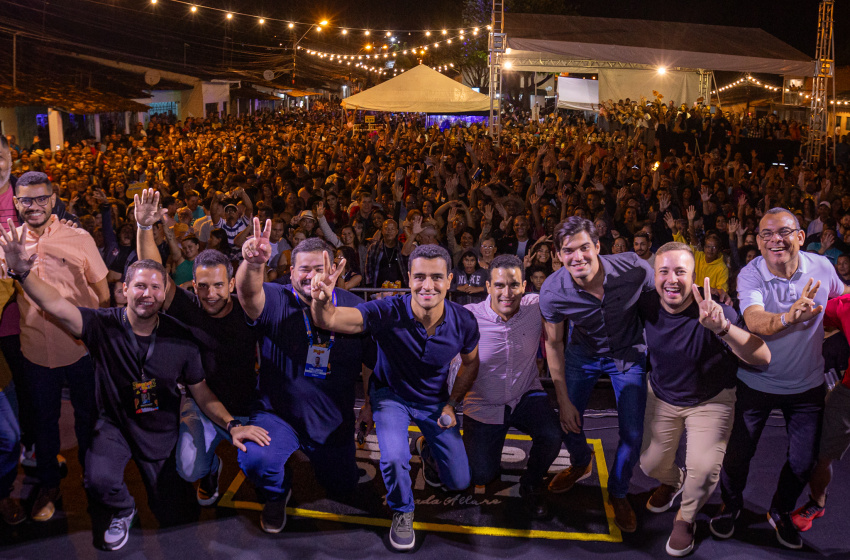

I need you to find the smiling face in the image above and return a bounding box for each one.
[408,257,451,313]
[193,264,234,317]
[487,266,525,320]
[756,211,804,272]
[654,249,695,312]
[123,267,167,320]
[290,250,330,302]
[558,231,600,282]
[14,182,55,230]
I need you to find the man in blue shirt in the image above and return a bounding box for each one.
[236,222,376,535]
[539,216,655,533]
[310,244,480,552]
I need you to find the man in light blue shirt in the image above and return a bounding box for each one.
[711,207,850,550]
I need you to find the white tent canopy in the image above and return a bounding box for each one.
[557,77,599,111]
[341,65,492,113]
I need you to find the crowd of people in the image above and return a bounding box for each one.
[0,102,850,556]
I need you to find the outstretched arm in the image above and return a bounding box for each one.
[236,217,272,321]
[0,220,83,337]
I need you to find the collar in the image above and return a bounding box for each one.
[482,294,525,324]
[24,215,58,240]
[756,252,808,282]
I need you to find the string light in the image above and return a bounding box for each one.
[710,75,782,95]
[150,0,157,4]
[190,5,196,12]
[226,13,233,20]
[288,22,294,28]
[258,18,264,24]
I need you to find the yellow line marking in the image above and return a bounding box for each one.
[219,436,620,542]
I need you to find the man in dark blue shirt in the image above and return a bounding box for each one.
[310,244,480,552]
[236,223,376,535]
[539,216,654,533]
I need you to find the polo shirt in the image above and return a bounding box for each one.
[252,284,376,445]
[357,294,480,405]
[737,252,844,394]
[539,252,654,372]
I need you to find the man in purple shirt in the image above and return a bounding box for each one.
[462,254,564,519]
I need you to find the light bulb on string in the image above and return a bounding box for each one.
[226,13,233,20]
[288,22,294,28]
[190,5,197,12]
[259,18,265,25]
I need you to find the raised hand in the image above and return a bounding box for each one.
[483,204,494,222]
[134,188,166,228]
[822,230,836,250]
[687,205,696,222]
[315,200,325,219]
[700,186,711,202]
[658,191,671,211]
[692,277,728,334]
[786,278,823,325]
[395,167,405,183]
[309,250,345,303]
[663,211,675,231]
[412,215,424,235]
[0,219,35,274]
[728,217,740,237]
[535,181,545,198]
[617,186,629,201]
[242,217,272,265]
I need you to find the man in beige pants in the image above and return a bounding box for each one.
[637,242,771,556]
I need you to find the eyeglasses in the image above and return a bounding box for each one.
[757,228,800,240]
[16,195,51,207]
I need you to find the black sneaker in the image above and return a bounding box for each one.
[709,504,740,539]
[519,484,549,520]
[389,511,415,551]
[197,455,223,506]
[768,509,803,550]
[415,436,441,488]
[103,508,136,551]
[260,488,292,534]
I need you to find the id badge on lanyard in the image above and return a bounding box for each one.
[293,288,336,379]
[124,310,160,413]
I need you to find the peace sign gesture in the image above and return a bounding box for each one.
[242,217,272,264]
[785,278,823,325]
[310,250,345,304]
[691,277,728,334]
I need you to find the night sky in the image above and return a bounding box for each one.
[0,0,847,72]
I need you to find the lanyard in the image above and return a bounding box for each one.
[292,288,336,348]
[123,309,158,381]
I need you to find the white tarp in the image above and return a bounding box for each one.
[557,77,599,111]
[340,65,491,113]
[598,69,700,105]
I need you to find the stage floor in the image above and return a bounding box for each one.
[1,400,849,559]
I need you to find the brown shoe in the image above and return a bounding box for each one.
[647,483,684,513]
[666,519,695,557]
[0,497,26,525]
[548,462,592,494]
[609,495,637,533]
[31,487,61,522]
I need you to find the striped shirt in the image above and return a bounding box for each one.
[463,293,544,424]
[216,216,249,257]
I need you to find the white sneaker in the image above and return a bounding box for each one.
[103,508,136,551]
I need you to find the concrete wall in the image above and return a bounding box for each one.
[0,107,18,139]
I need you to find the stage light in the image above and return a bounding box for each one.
[657,66,666,75]
[151,0,157,4]
[504,61,512,69]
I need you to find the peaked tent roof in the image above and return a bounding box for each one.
[340,65,491,113]
[504,14,814,76]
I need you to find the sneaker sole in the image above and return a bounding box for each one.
[260,489,291,534]
[197,456,223,507]
[389,528,416,551]
[647,485,685,514]
[709,512,739,539]
[103,510,135,551]
[665,535,694,557]
[792,508,825,532]
[767,513,803,550]
[415,437,441,488]
[3,514,27,526]
[548,467,592,494]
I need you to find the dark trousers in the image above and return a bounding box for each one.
[462,390,564,490]
[84,419,198,525]
[238,410,359,502]
[720,381,826,514]
[0,335,33,448]
[24,354,96,488]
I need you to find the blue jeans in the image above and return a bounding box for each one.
[176,398,248,482]
[370,385,471,513]
[563,346,647,499]
[0,384,21,499]
[463,390,564,490]
[25,354,96,488]
[238,410,359,502]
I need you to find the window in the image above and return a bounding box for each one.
[148,102,178,116]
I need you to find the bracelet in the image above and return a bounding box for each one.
[780,312,789,328]
[137,224,153,230]
[717,319,731,337]
[445,399,460,410]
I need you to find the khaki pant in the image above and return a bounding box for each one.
[640,383,736,522]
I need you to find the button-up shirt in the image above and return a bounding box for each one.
[539,252,654,372]
[737,252,844,394]
[0,216,108,368]
[463,293,543,424]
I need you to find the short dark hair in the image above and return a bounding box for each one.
[408,243,451,274]
[291,237,333,264]
[633,231,651,242]
[126,259,167,283]
[490,254,524,279]
[182,235,200,247]
[193,249,233,281]
[0,135,8,150]
[554,216,598,251]
[15,171,52,195]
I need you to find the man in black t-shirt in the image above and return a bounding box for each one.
[135,188,260,507]
[637,242,770,557]
[0,226,268,552]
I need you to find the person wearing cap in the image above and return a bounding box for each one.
[291,210,318,237]
[215,190,251,258]
[807,201,831,237]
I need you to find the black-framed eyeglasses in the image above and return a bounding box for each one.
[757,228,800,240]
[16,195,51,208]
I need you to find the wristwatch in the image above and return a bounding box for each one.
[7,268,30,283]
[445,399,460,410]
[226,419,243,434]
